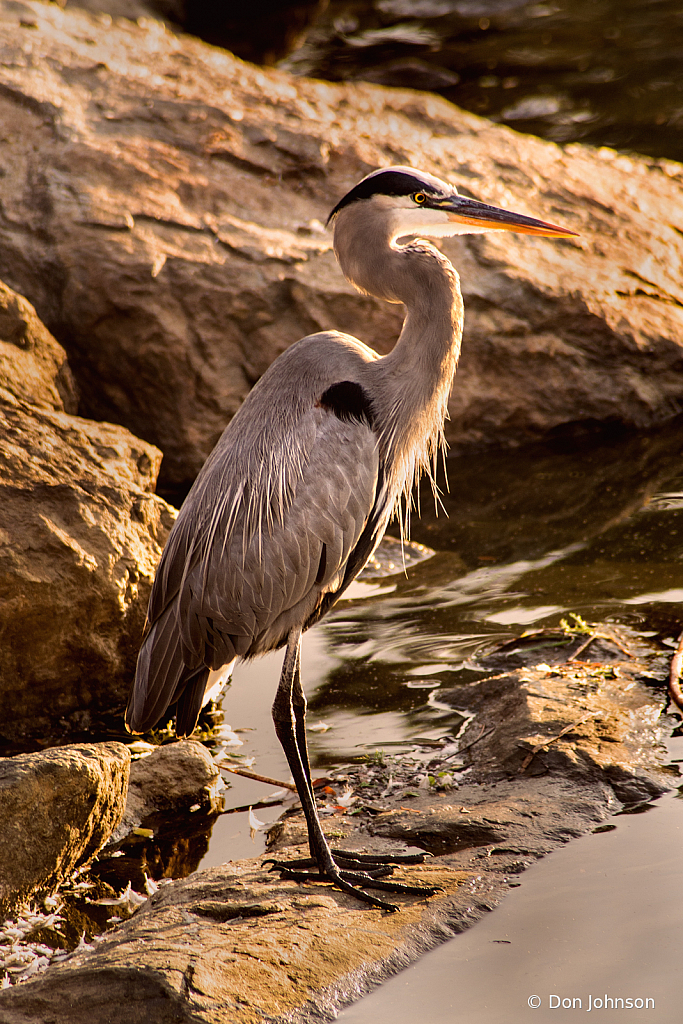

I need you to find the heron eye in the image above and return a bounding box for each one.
[413,192,426,204]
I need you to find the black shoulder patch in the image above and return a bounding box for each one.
[319,381,375,427]
[327,169,440,223]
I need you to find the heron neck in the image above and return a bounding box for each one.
[333,205,463,498]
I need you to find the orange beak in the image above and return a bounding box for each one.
[440,195,578,237]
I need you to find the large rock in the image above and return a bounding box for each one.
[0,281,176,752]
[0,742,130,917]
[0,3,681,491]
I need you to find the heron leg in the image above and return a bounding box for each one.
[270,629,340,870]
[269,630,438,912]
[290,636,316,806]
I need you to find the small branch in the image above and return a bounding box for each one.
[220,798,285,816]
[519,712,597,772]
[567,635,596,661]
[217,764,297,791]
[567,632,633,662]
[669,630,683,712]
[457,724,495,755]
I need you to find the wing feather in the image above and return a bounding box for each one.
[127,397,381,735]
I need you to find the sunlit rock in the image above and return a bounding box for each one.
[0,279,176,752]
[0,743,130,917]
[0,3,681,492]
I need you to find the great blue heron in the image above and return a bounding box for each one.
[126,166,576,910]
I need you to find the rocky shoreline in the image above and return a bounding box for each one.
[0,1,682,1020]
[0,624,675,1021]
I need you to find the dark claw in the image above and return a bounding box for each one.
[328,857,396,877]
[331,848,431,865]
[335,870,440,896]
[264,858,394,880]
[264,844,439,911]
[271,863,401,912]
[263,856,316,870]
[264,850,422,874]
[266,856,440,910]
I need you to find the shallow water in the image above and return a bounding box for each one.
[337,734,683,1024]
[201,417,683,864]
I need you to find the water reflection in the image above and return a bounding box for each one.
[283,0,683,162]
[412,421,683,565]
[194,418,683,865]
[304,419,683,765]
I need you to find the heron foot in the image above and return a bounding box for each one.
[268,855,394,878]
[264,850,440,912]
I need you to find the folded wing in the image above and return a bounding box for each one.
[126,401,384,735]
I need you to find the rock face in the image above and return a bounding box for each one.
[0,2,681,493]
[111,739,224,840]
[0,279,176,753]
[0,279,78,414]
[0,743,130,917]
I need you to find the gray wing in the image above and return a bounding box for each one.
[126,403,383,734]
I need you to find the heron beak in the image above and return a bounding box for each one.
[439,195,578,237]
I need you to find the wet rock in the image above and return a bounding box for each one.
[91,741,225,892]
[0,3,681,491]
[0,354,176,753]
[0,743,130,918]
[112,740,224,839]
[0,857,469,1023]
[435,626,673,791]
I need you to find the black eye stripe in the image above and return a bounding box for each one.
[327,170,441,223]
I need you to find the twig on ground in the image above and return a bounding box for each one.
[458,724,495,755]
[518,711,597,772]
[217,764,297,791]
[567,632,633,662]
[220,798,285,816]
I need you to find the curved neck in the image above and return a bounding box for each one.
[332,202,464,508]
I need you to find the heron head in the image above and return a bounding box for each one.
[327,166,578,241]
